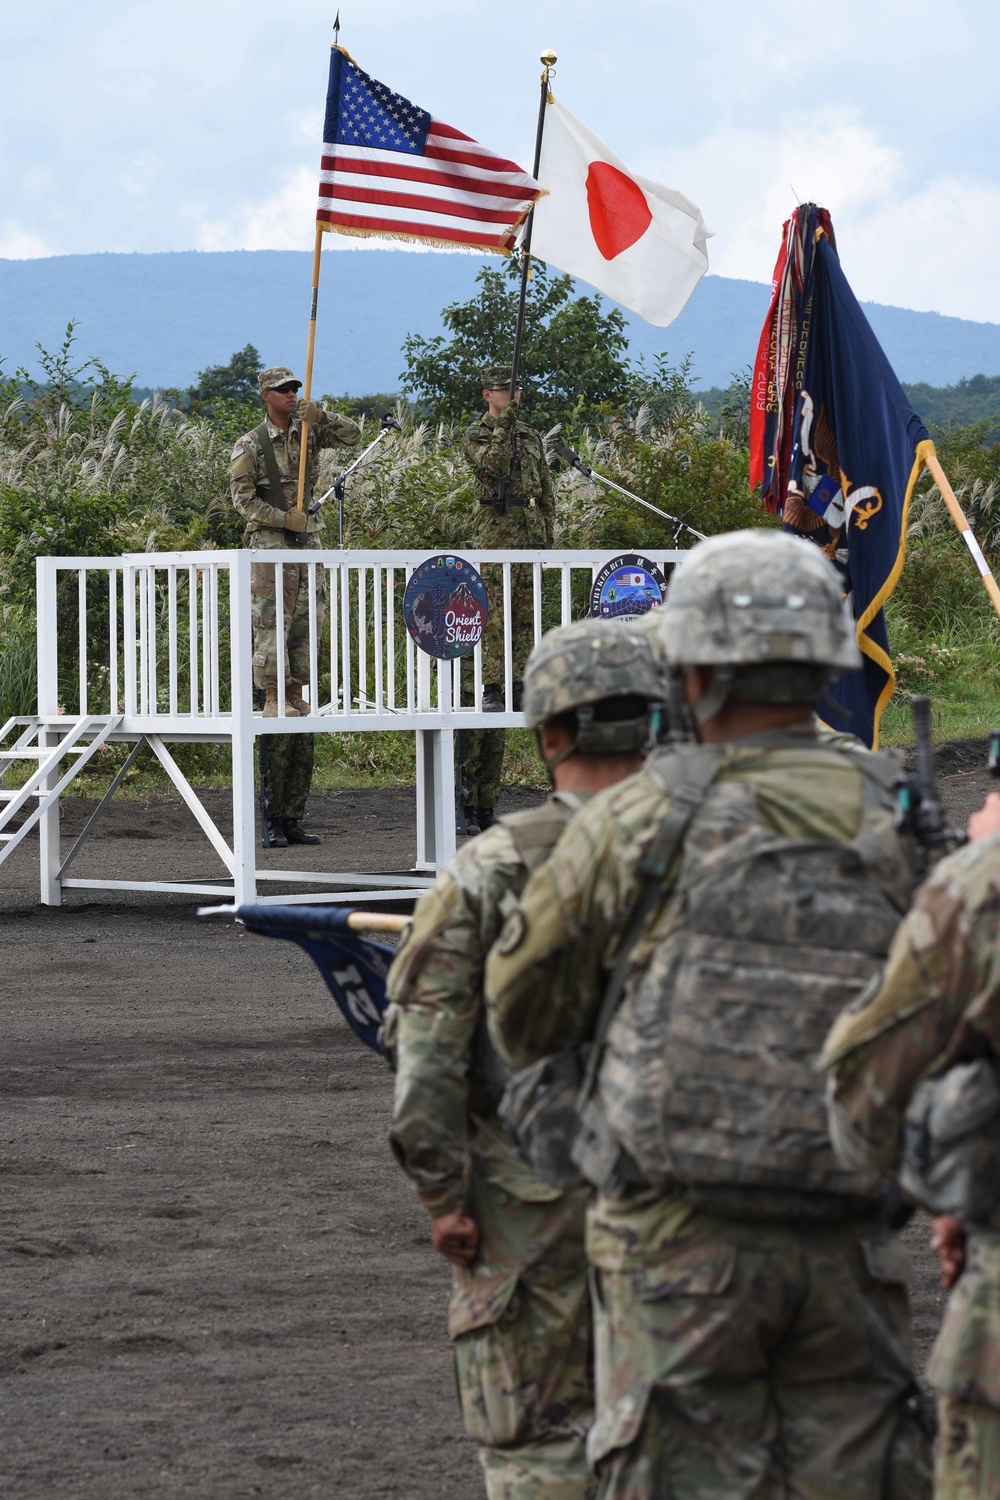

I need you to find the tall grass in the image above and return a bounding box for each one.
[4,358,1000,783]
[0,605,37,721]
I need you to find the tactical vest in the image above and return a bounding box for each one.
[598,745,913,1218]
[468,792,587,1109]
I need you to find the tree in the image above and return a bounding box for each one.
[400,259,634,431]
[183,344,263,416]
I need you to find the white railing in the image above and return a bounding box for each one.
[28,547,684,907]
[37,548,685,731]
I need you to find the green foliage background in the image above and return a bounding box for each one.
[3,288,1000,791]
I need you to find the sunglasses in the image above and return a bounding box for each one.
[270,383,301,395]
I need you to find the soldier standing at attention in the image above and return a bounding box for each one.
[823,790,1000,1498]
[229,366,359,848]
[460,368,555,836]
[486,531,933,1499]
[385,618,662,1500]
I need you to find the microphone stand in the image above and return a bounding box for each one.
[560,445,707,546]
[311,404,401,548]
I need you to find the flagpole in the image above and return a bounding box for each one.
[295,19,338,514]
[924,445,1000,622]
[506,49,556,399]
[294,223,324,514]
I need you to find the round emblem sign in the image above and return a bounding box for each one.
[403,554,489,660]
[589,553,668,621]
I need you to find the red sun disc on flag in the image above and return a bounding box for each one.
[585,162,653,260]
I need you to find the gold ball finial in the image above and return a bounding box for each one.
[540,49,557,67]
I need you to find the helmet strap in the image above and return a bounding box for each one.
[688,667,735,725]
[534,727,576,785]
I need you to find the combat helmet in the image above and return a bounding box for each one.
[522,616,663,767]
[655,529,860,721]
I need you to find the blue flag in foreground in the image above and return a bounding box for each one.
[237,905,391,1054]
[753,207,931,747]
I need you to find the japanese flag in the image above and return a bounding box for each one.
[530,98,712,328]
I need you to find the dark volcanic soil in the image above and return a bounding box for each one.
[1,762,992,1497]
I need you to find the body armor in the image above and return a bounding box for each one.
[599,747,912,1218]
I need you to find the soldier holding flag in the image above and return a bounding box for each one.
[229,365,359,845]
[461,367,555,833]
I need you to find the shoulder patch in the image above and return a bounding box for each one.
[230,442,245,459]
[495,907,527,956]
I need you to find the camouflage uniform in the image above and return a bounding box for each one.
[386,794,595,1500]
[485,533,932,1499]
[231,371,358,827]
[487,738,930,1497]
[823,833,1000,1499]
[229,390,359,692]
[462,726,507,817]
[462,399,556,814]
[265,733,314,821]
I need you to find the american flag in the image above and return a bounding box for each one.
[317,49,541,253]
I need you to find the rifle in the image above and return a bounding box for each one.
[491,403,520,517]
[258,733,276,848]
[894,694,967,872]
[455,727,470,836]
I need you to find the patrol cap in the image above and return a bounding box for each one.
[258,366,302,393]
[656,529,860,675]
[482,367,516,390]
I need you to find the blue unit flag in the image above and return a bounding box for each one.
[236,905,392,1054]
[755,206,932,746]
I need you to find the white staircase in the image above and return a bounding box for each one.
[0,715,123,867]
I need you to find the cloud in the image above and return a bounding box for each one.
[0,224,56,259]
[653,111,1000,323]
[197,167,319,253]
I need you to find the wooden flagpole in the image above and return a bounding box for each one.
[923,444,1000,622]
[295,222,325,513]
[295,14,339,514]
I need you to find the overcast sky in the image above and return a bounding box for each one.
[4,0,998,322]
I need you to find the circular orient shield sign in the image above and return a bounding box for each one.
[403,554,489,660]
[589,553,668,621]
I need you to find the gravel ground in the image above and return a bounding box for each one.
[1,752,994,1497]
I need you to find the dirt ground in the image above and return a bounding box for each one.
[1,750,994,1498]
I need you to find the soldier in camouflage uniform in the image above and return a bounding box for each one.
[486,531,933,1499]
[230,366,359,845]
[386,618,662,1500]
[823,791,1000,1498]
[460,368,556,834]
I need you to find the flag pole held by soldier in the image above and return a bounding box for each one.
[229,365,360,846]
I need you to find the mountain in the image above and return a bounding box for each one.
[4,250,1000,398]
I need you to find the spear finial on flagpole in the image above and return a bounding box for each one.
[333,10,341,47]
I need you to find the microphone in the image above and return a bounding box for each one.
[560,444,593,478]
[371,402,402,432]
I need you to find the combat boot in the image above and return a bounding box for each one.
[262,819,288,849]
[463,806,481,837]
[285,683,310,715]
[476,807,496,832]
[282,819,321,846]
[482,684,504,712]
[263,686,299,718]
